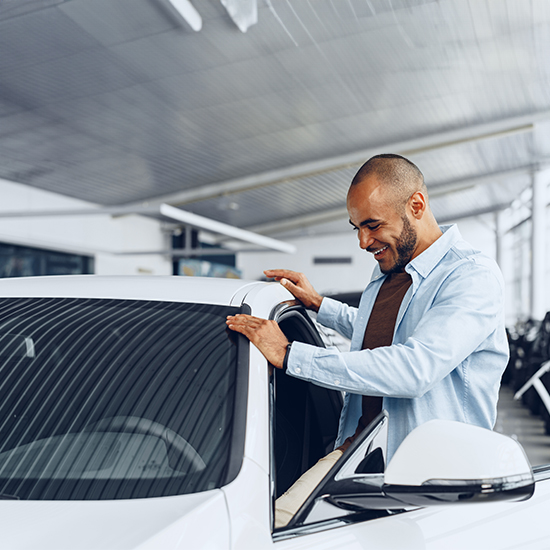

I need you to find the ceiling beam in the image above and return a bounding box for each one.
[0,167,535,245]
[0,204,296,254]
[0,205,159,218]
[437,202,514,224]
[120,111,550,209]
[245,207,349,236]
[0,162,523,225]
[428,167,530,197]
[116,248,248,257]
[234,168,531,236]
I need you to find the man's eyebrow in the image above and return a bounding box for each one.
[359,218,380,227]
[349,218,381,228]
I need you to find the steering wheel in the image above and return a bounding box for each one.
[85,416,206,473]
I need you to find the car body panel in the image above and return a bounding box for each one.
[221,457,274,550]
[242,343,272,473]
[275,479,550,550]
[231,279,294,314]
[0,490,230,550]
[0,275,262,306]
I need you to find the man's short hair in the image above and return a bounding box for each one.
[350,154,427,209]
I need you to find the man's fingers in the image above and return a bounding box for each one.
[228,323,253,339]
[226,314,255,326]
[264,269,300,283]
[226,314,268,333]
[263,269,322,312]
[280,277,304,298]
[226,316,258,340]
[225,314,288,369]
[265,269,304,292]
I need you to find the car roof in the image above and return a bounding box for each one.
[0,275,269,306]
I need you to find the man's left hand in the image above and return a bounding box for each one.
[226,314,288,369]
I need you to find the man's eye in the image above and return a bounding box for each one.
[367,225,380,231]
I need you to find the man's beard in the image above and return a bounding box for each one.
[382,215,417,274]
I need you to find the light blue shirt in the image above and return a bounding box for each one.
[287,225,509,461]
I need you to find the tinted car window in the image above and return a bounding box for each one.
[0,297,245,500]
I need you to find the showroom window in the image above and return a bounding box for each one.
[0,243,93,278]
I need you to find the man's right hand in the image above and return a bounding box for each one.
[264,269,323,312]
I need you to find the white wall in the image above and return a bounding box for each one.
[0,177,171,276]
[450,216,497,261]
[238,231,377,296]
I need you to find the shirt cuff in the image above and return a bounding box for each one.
[317,296,341,325]
[285,340,318,380]
[282,342,292,373]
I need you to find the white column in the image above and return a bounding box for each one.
[531,168,550,320]
[495,210,505,270]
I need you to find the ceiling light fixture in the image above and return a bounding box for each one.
[220,0,257,32]
[167,0,202,31]
[160,203,296,254]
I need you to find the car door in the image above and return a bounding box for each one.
[267,302,550,550]
[269,408,403,549]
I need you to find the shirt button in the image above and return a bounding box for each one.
[295,367,301,374]
[334,380,340,385]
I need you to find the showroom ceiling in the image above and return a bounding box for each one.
[0,0,549,241]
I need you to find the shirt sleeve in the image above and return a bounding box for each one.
[316,296,358,340]
[287,260,506,399]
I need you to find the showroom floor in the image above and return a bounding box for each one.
[495,385,550,466]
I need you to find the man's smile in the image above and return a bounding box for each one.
[371,245,389,257]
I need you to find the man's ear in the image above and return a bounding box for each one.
[408,191,427,219]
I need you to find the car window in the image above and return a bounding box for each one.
[0,297,247,500]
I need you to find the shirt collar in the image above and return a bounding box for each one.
[406,224,460,278]
[369,224,460,282]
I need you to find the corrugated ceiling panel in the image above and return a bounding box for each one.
[0,0,549,230]
[58,0,176,46]
[0,0,63,21]
[185,166,356,228]
[431,175,531,223]
[0,8,98,73]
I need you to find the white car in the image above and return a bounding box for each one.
[0,275,546,550]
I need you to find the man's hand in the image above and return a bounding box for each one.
[264,269,323,312]
[226,314,289,369]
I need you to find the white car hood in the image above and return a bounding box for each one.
[0,489,230,550]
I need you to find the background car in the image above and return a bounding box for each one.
[0,275,546,550]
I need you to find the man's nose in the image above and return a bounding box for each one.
[358,228,375,250]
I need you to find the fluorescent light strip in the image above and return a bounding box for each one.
[159,203,296,254]
[167,0,202,31]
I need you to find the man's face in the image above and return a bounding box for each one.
[347,177,418,274]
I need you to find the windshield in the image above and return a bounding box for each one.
[0,297,247,500]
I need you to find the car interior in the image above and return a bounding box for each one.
[273,307,343,498]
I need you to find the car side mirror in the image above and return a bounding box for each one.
[285,414,534,531]
[329,419,534,512]
[381,419,534,507]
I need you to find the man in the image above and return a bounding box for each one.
[226,154,508,527]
